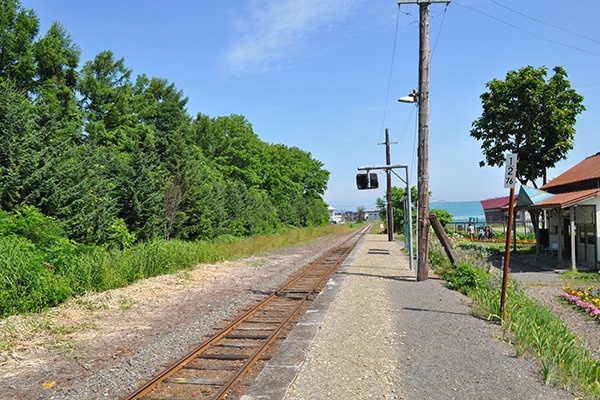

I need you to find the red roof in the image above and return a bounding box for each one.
[542,152,600,191]
[480,195,516,210]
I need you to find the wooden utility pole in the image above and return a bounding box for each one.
[398,0,449,281]
[416,2,431,281]
[383,128,395,241]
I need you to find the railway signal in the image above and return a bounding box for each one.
[356,172,379,190]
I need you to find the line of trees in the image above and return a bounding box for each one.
[0,1,331,248]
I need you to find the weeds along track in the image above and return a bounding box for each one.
[124,225,370,400]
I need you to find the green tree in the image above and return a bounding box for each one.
[117,144,165,241]
[430,209,453,227]
[0,80,40,209]
[132,74,191,163]
[195,114,266,188]
[376,186,417,233]
[356,207,366,222]
[42,144,124,246]
[470,65,585,187]
[78,50,134,150]
[33,21,82,141]
[0,0,39,91]
[261,144,329,226]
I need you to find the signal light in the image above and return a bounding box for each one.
[356,172,379,190]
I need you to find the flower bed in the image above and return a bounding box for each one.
[560,286,600,319]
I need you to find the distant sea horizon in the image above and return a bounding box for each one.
[430,200,486,224]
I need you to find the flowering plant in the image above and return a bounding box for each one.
[560,286,600,319]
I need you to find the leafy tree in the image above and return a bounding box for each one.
[0,80,40,209]
[195,114,266,188]
[470,65,585,187]
[356,207,366,222]
[78,50,134,150]
[0,0,39,91]
[376,186,417,233]
[33,21,82,140]
[260,143,329,226]
[194,115,329,228]
[117,144,165,241]
[126,75,195,240]
[43,144,124,246]
[132,74,191,163]
[430,209,453,227]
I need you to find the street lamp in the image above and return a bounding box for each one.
[398,89,418,104]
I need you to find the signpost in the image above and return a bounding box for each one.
[500,153,518,314]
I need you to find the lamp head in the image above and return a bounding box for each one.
[398,89,418,103]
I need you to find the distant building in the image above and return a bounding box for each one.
[481,195,532,234]
[328,206,379,224]
[481,196,514,224]
[327,206,344,224]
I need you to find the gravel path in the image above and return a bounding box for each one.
[245,234,575,399]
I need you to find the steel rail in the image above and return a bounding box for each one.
[211,225,369,399]
[124,225,370,399]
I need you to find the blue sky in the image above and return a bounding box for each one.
[21,0,600,212]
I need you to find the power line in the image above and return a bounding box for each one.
[378,5,402,144]
[453,1,600,58]
[431,3,449,61]
[490,0,600,45]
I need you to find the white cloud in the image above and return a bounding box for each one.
[221,0,359,75]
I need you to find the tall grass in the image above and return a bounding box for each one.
[0,223,358,318]
[430,239,600,398]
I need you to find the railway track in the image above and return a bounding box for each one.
[125,224,370,400]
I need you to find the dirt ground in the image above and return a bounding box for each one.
[0,261,247,397]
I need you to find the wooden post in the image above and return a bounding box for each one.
[500,187,515,315]
[500,152,518,315]
[570,206,577,272]
[429,213,458,265]
[385,128,394,242]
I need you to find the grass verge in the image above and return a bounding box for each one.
[0,223,361,318]
[430,239,600,398]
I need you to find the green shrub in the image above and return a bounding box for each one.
[0,236,72,317]
[0,206,81,272]
[444,262,489,294]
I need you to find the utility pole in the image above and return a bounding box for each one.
[397,0,450,281]
[381,128,396,241]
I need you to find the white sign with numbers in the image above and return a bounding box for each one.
[503,153,518,188]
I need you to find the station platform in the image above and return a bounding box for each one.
[242,234,573,400]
